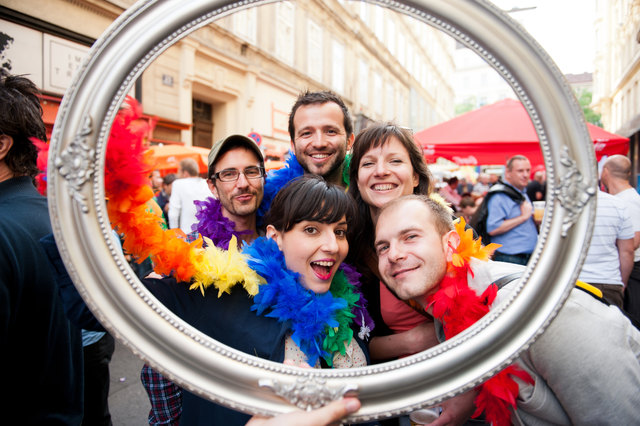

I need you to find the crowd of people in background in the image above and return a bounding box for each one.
[3,69,640,426]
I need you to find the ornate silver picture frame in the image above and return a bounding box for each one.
[47,0,597,421]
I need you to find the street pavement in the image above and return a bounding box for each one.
[108,338,150,425]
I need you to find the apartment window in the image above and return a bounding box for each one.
[387,19,396,56]
[331,39,345,94]
[373,72,383,115]
[398,32,406,67]
[410,88,418,128]
[275,2,295,65]
[407,43,414,74]
[385,83,395,119]
[359,2,370,25]
[374,6,384,41]
[307,20,323,81]
[358,59,369,106]
[422,64,428,88]
[233,8,257,44]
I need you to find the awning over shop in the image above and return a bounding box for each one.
[148,144,210,175]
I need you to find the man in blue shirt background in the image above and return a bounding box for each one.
[487,155,538,265]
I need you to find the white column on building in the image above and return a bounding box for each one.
[179,39,198,145]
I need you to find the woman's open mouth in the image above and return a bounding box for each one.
[310,260,335,280]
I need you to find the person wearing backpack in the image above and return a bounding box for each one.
[483,155,538,265]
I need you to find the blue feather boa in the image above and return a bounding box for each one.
[244,236,355,366]
[257,151,352,223]
[257,151,305,222]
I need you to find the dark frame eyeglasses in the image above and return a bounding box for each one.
[211,166,265,182]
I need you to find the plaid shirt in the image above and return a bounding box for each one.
[185,230,200,243]
[140,230,211,424]
[141,364,182,425]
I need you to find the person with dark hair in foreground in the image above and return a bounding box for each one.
[0,73,85,424]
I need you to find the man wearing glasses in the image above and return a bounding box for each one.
[142,134,266,425]
[206,134,266,243]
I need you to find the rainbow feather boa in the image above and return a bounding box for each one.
[104,98,261,296]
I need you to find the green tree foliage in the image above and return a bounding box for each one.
[455,97,475,116]
[576,90,602,127]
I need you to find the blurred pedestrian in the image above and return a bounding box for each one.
[168,158,211,233]
[151,169,163,193]
[154,172,176,221]
[578,190,634,308]
[526,169,546,201]
[456,176,473,195]
[459,195,477,223]
[439,176,462,211]
[487,155,537,265]
[600,155,640,315]
[472,173,490,196]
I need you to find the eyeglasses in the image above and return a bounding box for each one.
[211,166,265,182]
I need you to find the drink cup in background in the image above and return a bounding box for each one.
[409,408,440,425]
[533,201,545,222]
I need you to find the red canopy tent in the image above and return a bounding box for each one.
[414,99,629,167]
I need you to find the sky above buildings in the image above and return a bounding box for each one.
[491,0,596,74]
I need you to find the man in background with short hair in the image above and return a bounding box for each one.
[288,90,354,187]
[168,157,210,233]
[487,155,538,264]
[599,154,640,313]
[578,188,634,308]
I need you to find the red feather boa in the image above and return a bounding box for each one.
[426,222,534,426]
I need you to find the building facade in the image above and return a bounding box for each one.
[1,0,455,161]
[452,41,517,112]
[592,0,640,184]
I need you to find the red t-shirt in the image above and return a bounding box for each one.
[379,281,429,334]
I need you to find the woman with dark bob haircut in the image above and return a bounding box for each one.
[347,122,441,365]
[246,174,370,369]
[263,174,356,236]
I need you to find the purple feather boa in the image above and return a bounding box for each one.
[192,197,251,248]
[339,263,375,338]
